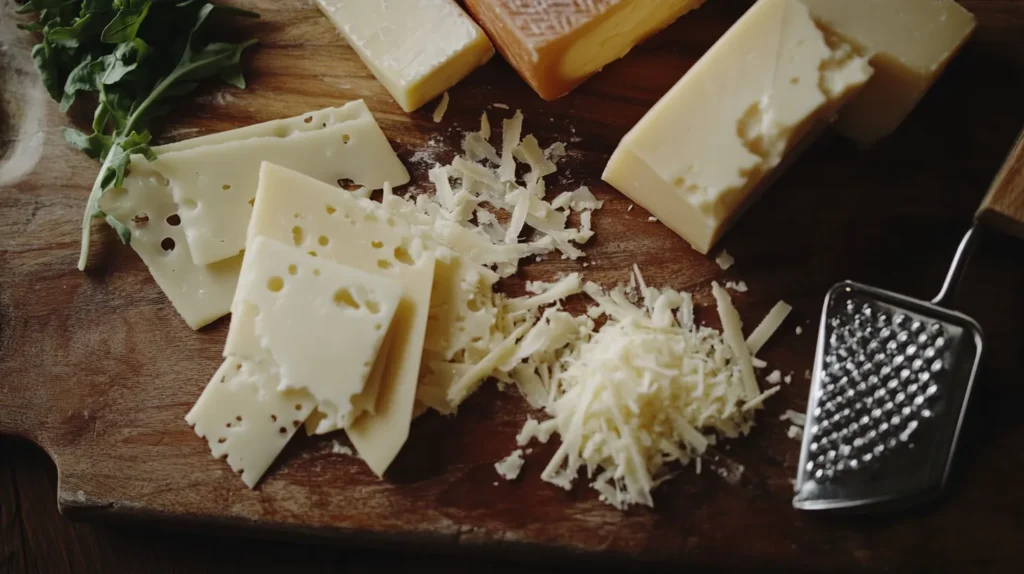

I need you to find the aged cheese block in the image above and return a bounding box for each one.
[602,0,872,254]
[463,0,706,100]
[800,0,976,144]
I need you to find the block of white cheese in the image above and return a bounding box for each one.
[602,0,873,254]
[229,236,403,431]
[800,0,976,144]
[315,0,494,113]
[159,101,408,266]
[185,357,317,488]
[100,104,407,328]
[231,162,435,476]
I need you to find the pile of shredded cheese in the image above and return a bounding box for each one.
[375,110,789,510]
[375,110,601,414]
[503,269,788,509]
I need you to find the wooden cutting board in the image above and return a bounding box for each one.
[2,0,1024,569]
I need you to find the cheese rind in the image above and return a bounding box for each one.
[241,163,435,476]
[160,101,409,265]
[229,236,403,431]
[315,0,494,113]
[464,0,705,100]
[799,0,976,144]
[185,358,316,488]
[602,0,872,254]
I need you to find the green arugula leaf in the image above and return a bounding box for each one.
[100,0,151,43]
[21,0,260,269]
[63,127,113,159]
[30,41,65,100]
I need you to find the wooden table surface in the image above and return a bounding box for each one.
[2,0,1024,571]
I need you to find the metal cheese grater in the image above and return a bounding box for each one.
[794,127,1024,511]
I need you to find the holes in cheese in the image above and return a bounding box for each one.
[148,101,409,266]
[237,163,436,477]
[227,236,404,434]
[102,104,401,329]
[185,358,317,488]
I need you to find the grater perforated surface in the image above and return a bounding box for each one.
[794,282,982,511]
[806,296,951,483]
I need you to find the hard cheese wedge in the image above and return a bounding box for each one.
[799,0,976,144]
[158,100,408,266]
[235,162,435,476]
[185,357,317,488]
[463,0,705,100]
[315,0,494,113]
[229,236,403,431]
[602,0,872,254]
[100,104,405,328]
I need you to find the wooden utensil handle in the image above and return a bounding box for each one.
[976,127,1024,239]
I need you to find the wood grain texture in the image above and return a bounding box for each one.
[1,0,1023,570]
[977,127,1024,238]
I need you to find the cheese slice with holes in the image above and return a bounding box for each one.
[315,0,494,112]
[602,0,872,254]
[233,162,435,476]
[100,104,404,328]
[228,236,403,431]
[185,357,317,488]
[156,100,408,265]
[100,171,241,329]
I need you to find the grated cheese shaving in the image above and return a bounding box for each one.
[787,425,803,440]
[766,370,783,384]
[780,410,806,426]
[746,301,793,355]
[715,250,735,270]
[432,91,450,123]
[495,449,525,480]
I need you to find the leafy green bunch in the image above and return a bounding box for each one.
[17,0,259,270]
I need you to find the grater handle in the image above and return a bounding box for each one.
[976,127,1024,239]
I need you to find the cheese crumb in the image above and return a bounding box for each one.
[432,91,450,123]
[627,204,634,212]
[783,373,792,384]
[766,370,783,385]
[787,425,803,440]
[492,102,509,109]
[725,280,748,292]
[779,410,806,426]
[495,449,525,480]
[331,441,354,456]
[715,250,735,270]
[795,325,803,335]
[648,216,658,222]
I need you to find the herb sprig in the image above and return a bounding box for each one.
[17,0,259,270]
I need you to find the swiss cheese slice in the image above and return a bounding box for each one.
[185,357,317,488]
[235,162,435,476]
[602,0,873,254]
[229,236,403,431]
[101,105,403,328]
[315,0,494,113]
[157,100,409,266]
[100,169,241,330]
